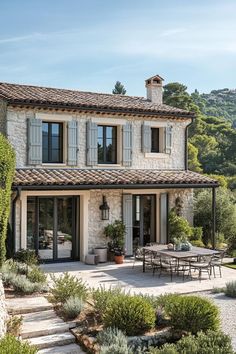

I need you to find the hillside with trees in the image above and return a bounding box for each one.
[163,83,236,178]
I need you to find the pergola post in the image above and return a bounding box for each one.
[212,187,216,249]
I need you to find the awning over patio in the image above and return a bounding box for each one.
[13,168,218,189]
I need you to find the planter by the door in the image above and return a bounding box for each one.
[94,247,107,263]
[114,255,124,264]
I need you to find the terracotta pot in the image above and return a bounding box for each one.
[114,255,124,264]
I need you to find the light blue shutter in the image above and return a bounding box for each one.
[86,121,98,166]
[123,123,132,166]
[123,194,133,256]
[141,123,151,153]
[160,193,168,244]
[27,118,42,165]
[165,125,173,154]
[67,120,78,166]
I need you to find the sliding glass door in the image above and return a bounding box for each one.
[27,196,79,261]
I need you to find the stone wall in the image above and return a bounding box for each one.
[6,107,189,169]
[88,189,122,252]
[0,100,7,135]
[0,278,7,338]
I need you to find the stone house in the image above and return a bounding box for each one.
[0,75,218,262]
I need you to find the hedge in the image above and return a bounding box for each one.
[0,133,15,267]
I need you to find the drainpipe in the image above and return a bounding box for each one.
[12,187,21,254]
[185,116,194,170]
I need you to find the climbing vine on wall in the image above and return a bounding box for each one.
[0,134,15,266]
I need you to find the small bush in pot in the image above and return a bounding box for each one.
[165,295,220,334]
[103,293,155,335]
[104,220,126,263]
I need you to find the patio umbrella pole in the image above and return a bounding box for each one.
[212,187,216,250]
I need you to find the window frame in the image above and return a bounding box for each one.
[42,121,63,164]
[97,125,117,164]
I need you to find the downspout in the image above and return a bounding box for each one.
[12,187,21,254]
[185,116,195,170]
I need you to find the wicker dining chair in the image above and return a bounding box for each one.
[189,255,212,281]
[211,251,225,278]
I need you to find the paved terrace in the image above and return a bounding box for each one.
[41,259,236,295]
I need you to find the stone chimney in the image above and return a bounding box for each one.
[145,75,164,104]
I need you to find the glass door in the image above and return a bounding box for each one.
[133,195,156,249]
[27,196,78,262]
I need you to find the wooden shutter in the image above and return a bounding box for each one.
[67,120,78,166]
[86,121,98,166]
[27,118,42,165]
[141,123,151,153]
[165,125,173,154]
[160,193,168,244]
[123,194,133,256]
[123,123,133,166]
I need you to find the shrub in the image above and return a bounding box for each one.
[1,270,17,287]
[165,295,220,334]
[225,281,236,298]
[0,133,15,267]
[148,330,234,354]
[92,285,123,317]
[100,344,131,354]
[6,315,23,336]
[190,227,203,241]
[168,209,193,241]
[13,249,38,265]
[0,334,37,354]
[27,266,47,283]
[190,239,205,247]
[10,274,45,294]
[62,296,84,319]
[49,272,87,304]
[103,293,155,336]
[212,286,225,294]
[97,327,128,347]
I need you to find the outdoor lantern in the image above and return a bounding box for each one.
[99,196,110,220]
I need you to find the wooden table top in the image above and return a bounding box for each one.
[143,245,220,259]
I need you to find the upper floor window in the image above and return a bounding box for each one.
[42,122,63,163]
[151,128,160,153]
[98,125,117,164]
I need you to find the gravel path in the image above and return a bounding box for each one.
[198,292,236,350]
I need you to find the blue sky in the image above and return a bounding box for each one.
[0,0,236,96]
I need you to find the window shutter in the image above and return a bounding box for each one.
[67,120,78,166]
[141,123,151,153]
[160,193,168,244]
[165,125,173,154]
[123,194,133,256]
[86,121,98,166]
[123,122,133,166]
[27,118,42,165]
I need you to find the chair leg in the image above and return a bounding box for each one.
[219,266,222,278]
[208,268,211,280]
[213,266,216,278]
[199,269,202,282]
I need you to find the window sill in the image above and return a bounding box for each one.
[144,153,169,159]
[97,164,123,168]
[42,163,67,167]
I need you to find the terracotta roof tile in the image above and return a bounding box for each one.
[0,82,193,118]
[13,168,218,188]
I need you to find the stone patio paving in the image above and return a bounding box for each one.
[41,259,236,296]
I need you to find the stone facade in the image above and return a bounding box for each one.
[0,100,7,135]
[88,189,122,252]
[0,278,7,338]
[5,107,189,169]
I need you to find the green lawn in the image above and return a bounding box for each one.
[223,263,236,270]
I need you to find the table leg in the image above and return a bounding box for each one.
[143,251,146,273]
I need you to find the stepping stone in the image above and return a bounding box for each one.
[37,343,85,354]
[26,332,75,349]
[6,296,52,314]
[21,310,69,339]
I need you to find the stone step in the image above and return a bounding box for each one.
[21,310,69,339]
[37,343,85,354]
[26,332,76,350]
[6,296,52,315]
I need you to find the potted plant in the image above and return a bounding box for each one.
[104,220,126,264]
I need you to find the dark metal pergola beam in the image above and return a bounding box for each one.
[212,187,216,249]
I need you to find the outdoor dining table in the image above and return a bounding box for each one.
[142,244,220,272]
